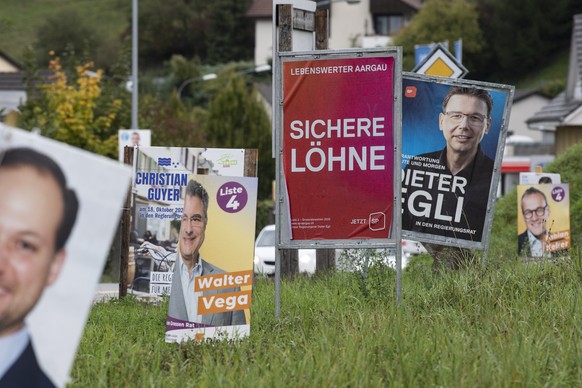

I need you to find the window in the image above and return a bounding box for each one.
[374,14,404,35]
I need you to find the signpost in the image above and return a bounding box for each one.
[275,47,403,311]
[412,43,468,79]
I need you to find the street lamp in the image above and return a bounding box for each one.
[177,73,218,99]
[177,64,271,100]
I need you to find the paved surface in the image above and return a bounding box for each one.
[93,283,161,304]
[94,283,119,303]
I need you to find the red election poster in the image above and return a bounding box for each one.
[282,56,395,240]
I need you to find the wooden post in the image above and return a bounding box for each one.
[119,147,133,298]
[277,3,299,278]
[278,5,293,52]
[315,8,328,50]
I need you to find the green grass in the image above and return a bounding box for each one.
[72,140,582,387]
[71,254,582,387]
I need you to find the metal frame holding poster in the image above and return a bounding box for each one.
[131,147,257,342]
[0,124,131,386]
[401,73,514,251]
[517,183,570,260]
[276,48,402,250]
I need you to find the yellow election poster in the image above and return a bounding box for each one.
[517,184,570,259]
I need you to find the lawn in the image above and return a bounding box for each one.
[70,251,581,387]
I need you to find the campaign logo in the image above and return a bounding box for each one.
[368,212,386,231]
[157,158,180,168]
[404,86,417,98]
[216,181,248,213]
[217,154,239,169]
[551,186,565,202]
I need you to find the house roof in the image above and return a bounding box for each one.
[527,14,582,131]
[246,0,423,18]
[0,72,25,91]
[246,0,272,18]
[0,50,22,72]
[513,88,551,102]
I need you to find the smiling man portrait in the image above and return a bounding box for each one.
[402,86,494,242]
[0,148,78,387]
[167,179,245,327]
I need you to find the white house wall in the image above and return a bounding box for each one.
[508,95,549,143]
[328,0,372,50]
[0,90,26,113]
[564,104,582,125]
[253,1,373,66]
[255,19,273,67]
[0,59,18,72]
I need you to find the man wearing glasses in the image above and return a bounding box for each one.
[518,187,550,257]
[402,86,494,241]
[167,179,245,327]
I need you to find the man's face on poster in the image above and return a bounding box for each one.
[0,166,66,336]
[521,193,549,238]
[131,132,140,147]
[439,94,490,156]
[179,194,206,263]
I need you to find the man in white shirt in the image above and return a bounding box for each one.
[0,148,78,387]
[167,179,245,326]
[518,187,549,257]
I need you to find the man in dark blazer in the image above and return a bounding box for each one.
[167,180,245,327]
[0,148,79,387]
[402,86,494,242]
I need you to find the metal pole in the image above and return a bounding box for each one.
[131,0,138,130]
[275,248,281,318]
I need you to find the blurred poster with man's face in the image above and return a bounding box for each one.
[0,124,131,387]
[118,129,151,161]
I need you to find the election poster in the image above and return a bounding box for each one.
[164,174,257,343]
[118,129,151,161]
[130,146,256,341]
[517,184,570,260]
[0,124,131,387]
[279,49,401,245]
[401,74,514,249]
[519,172,561,185]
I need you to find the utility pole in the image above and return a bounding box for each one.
[131,0,138,129]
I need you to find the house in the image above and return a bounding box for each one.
[246,0,423,67]
[526,13,582,156]
[0,50,26,123]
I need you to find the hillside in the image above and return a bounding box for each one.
[0,0,573,93]
[0,0,129,63]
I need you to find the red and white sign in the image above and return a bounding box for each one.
[282,56,397,240]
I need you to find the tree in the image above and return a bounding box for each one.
[139,92,209,148]
[475,0,582,81]
[393,0,483,74]
[205,71,274,199]
[206,0,254,64]
[18,54,124,158]
[34,9,102,68]
[138,0,208,67]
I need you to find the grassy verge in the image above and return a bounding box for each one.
[71,251,581,387]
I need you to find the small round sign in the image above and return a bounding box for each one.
[551,186,565,202]
[216,181,248,213]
